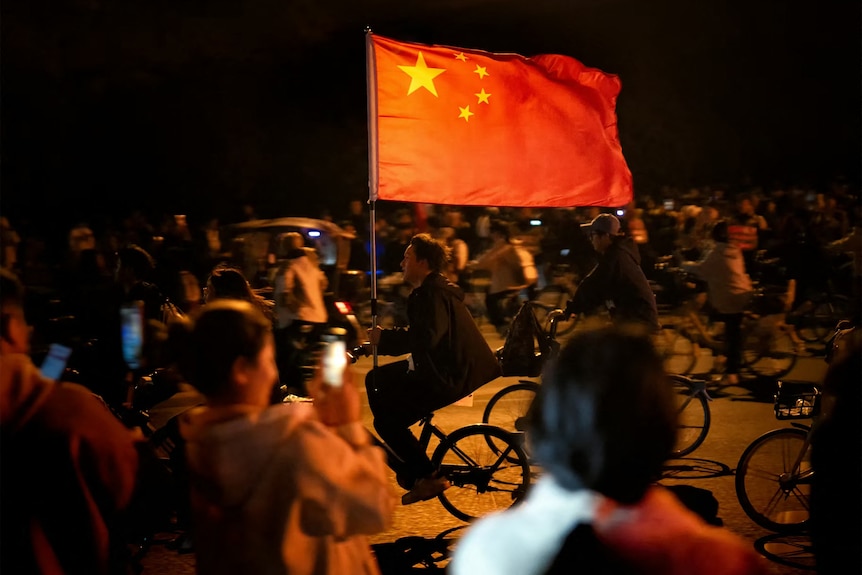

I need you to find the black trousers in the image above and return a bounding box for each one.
[364,360,455,485]
[717,312,744,375]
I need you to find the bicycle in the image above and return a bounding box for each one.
[482,306,713,459]
[349,348,532,523]
[734,380,820,533]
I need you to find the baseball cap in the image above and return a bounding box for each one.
[580,213,621,235]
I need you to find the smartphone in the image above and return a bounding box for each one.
[120,301,145,370]
[40,343,72,381]
[320,327,348,387]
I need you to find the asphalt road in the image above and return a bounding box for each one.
[139,321,830,574]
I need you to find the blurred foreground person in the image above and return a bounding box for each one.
[176,300,395,575]
[451,325,767,575]
[810,324,861,575]
[0,268,141,575]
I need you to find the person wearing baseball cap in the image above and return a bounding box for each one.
[564,213,659,332]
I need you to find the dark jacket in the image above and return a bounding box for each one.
[567,237,659,331]
[377,273,501,400]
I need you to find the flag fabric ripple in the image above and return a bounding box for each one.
[367,32,633,208]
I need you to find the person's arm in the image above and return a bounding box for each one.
[565,262,604,316]
[293,366,396,538]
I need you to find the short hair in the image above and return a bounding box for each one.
[205,265,256,302]
[118,244,156,278]
[177,299,272,397]
[489,219,511,240]
[409,233,450,274]
[0,268,25,342]
[710,219,730,243]
[527,325,677,504]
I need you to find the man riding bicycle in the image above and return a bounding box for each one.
[564,213,660,332]
[364,233,501,505]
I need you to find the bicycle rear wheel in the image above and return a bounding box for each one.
[432,424,531,522]
[742,318,798,378]
[796,295,852,343]
[669,375,710,457]
[482,381,538,459]
[735,427,812,533]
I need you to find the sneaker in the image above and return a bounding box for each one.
[401,474,451,505]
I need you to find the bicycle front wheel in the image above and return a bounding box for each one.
[669,375,710,457]
[432,424,531,522]
[655,325,698,376]
[482,381,538,459]
[735,427,812,533]
[742,319,798,378]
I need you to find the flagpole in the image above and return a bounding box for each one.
[365,27,380,370]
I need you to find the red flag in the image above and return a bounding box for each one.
[367,32,633,208]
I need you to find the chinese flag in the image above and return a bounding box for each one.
[367,32,633,208]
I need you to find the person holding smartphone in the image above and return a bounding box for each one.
[176,299,395,575]
[0,268,143,575]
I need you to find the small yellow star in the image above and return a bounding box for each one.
[398,52,446,96]
[475,88,491,104]
[473,65,489,79]
[454,52,468,61]
[458,105,474,122]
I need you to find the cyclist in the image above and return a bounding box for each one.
[678,220,754,385]
[564,213,659,332]
[364,233,501,505]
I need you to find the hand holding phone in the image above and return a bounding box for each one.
[321,327,348,387]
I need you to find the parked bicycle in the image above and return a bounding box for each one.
[734,379,819,533]
[348,347,531,522]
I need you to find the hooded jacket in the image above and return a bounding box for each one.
[567,237,659,331]
[179,402,395,575]
[377,273,502,400]
[681,241,753,314]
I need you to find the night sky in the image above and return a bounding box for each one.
[2,0,860,225]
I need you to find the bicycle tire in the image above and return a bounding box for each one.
[655,325,698,376]
[533,286,576,336]
[482,381,539,459]
[431,424,531,522]
[796,295,852,343]
[668,375,710,457]
[735,427,812,533]
[741,319,798,378]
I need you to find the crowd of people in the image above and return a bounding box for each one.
[1,177,859,574]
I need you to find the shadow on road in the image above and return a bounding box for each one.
[373,526,467,573]
[661,457,733,479]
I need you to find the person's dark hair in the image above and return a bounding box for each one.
[176,299,272,397]
[205,265,256,302]
[409,233,450,274]
[489,219,511,240]
[710,219,730,243]
[0,268,25,342]
[527,325,677,504]
[118,244,156,279]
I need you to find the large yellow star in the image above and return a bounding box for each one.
[458,105,474,122]
[398,52,446,97]
[475,88,491,104]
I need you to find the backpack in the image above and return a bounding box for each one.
[499,301,551,377]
